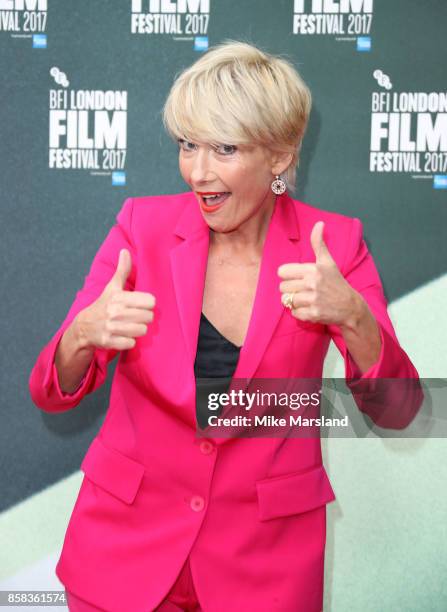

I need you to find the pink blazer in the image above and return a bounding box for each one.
[29,191,422,612]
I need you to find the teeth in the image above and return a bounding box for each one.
[199,192,230,208]
[203,193,225,199]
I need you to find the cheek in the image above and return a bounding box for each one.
[237,166,269,194]
[224,159,251,188]
[178,155,194,182]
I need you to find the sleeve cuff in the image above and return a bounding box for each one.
[50,356,96,402]
[38,322,104,407]
[345,322,386,381]
[342,322,423,428]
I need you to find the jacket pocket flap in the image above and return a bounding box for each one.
[256,465,336,521]
[80,437,145,505]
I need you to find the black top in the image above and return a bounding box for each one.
[194,312,242,430]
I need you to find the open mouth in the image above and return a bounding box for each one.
[198,192,231,211]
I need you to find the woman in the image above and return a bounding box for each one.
[29,41,421,611]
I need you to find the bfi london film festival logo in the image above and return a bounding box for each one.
[292,0,373,50]
[130,0,209,50]
[0,0,47,46]
[48,68,128,186]
[370,70,447,190]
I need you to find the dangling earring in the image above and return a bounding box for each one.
[271,175,286,195]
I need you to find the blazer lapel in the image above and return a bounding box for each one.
[230,191,301,385]
[169,191,303,443]
[169,193,210,367]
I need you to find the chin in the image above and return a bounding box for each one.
[204,219,234,234]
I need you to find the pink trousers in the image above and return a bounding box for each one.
[65,556,202,611]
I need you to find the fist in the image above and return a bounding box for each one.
[277,221,358,327]
[76,249,156,351]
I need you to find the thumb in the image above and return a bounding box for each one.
[110,248,132,290]
[310,221,334,264]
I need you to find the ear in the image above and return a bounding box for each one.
[270,151,294,176]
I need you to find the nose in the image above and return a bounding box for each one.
[190,147,214,185]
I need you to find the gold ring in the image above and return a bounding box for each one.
[282,292,294,310]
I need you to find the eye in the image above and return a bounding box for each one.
[214,144,237,156]
[178,139,197,152]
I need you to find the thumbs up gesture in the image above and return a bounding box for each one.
[277,222,358,327]
[76,249,156,351]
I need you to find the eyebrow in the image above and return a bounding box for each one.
[177,138,236,148]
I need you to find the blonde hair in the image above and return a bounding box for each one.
[162,40,312,193]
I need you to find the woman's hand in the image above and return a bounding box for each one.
[278,222,383,374]
[76,249,156,351]
[277,221,362,328]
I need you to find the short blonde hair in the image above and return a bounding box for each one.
[162,40,312,193]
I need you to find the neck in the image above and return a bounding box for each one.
[209,191,277,257]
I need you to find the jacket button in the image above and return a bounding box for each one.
[199,440,214,455]
[190,495,205,512]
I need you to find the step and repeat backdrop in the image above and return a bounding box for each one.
[1,1,446,610]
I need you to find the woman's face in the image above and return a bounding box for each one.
[178,138,278,234]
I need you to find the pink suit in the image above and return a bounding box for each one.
[29,191,422,612]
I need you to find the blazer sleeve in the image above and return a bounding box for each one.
[29,197,137,413]
[327,217,424,429]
